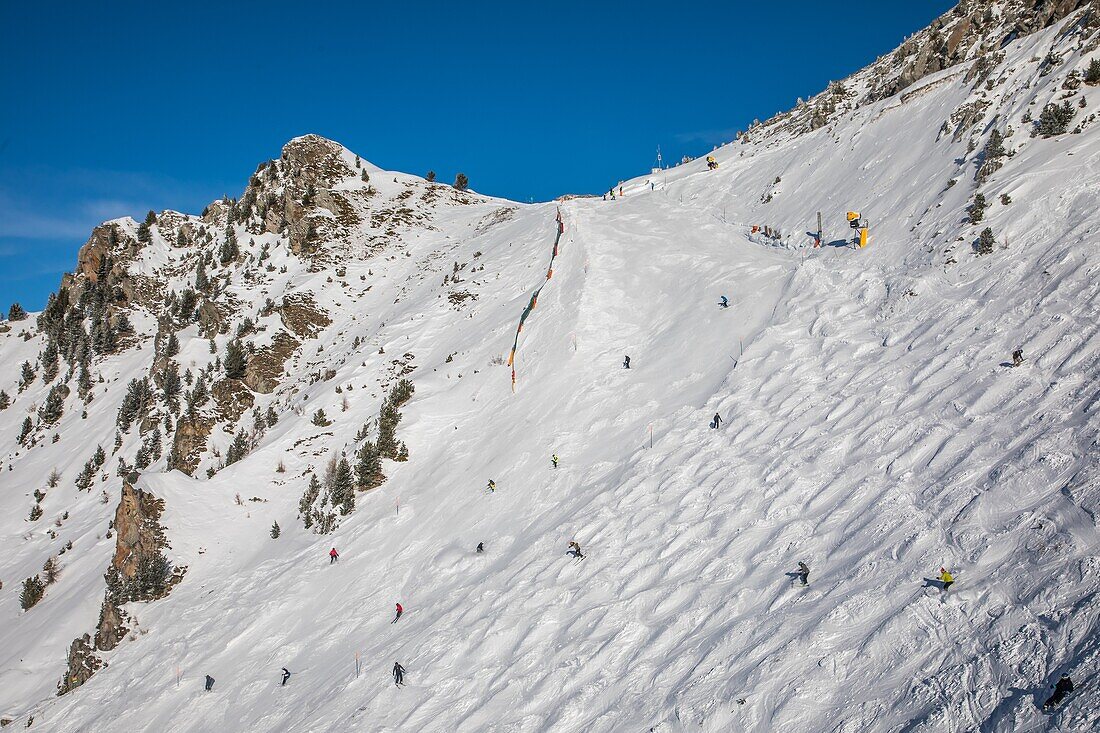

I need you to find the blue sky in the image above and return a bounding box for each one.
[0,1,955,310]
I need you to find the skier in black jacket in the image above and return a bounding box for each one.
[1043,675,1073,708]
[393,662,406,687]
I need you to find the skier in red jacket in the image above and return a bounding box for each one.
[392,602,403,623]
[329,547,339,564]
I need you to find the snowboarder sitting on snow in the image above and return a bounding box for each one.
[797,561,810,586]
[568,541,584,559]
[712,413,723,429]
[392,602,403,623]
[476,542,484,553]
[939,567,954,591]
[623,355,631,369]
[393,662,406,687]
[719,296,729,308]
[281,668,291,686]
[1043,674,1074,708]
[205,674,215,691]
[551,454,559,469]
[329,547,340,564]
[1012,348,1024,367]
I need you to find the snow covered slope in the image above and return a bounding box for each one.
[1,2,1098,731]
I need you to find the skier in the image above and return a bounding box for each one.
[568,541,585,559]
[719,296,729,308]
[205,674,215,692]
[393,662,406,687]
[551,454,559,469]
[476,542,484,554]
[281,668,291,686]
[619,186,623,197]
[1012,348,1024,367]
[623,355,631,369]
[797,561,810,586]
[939,567,954,591]
[1043,674,1074,708]
[486,479,496,493]
[712,413,723,429]
[329,547,339,564]
[392,602,403,623]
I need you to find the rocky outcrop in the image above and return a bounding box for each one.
[59,480,182,695]
[280,293,331,338]
[244,330,300,394]
[57,635,105,697]
[170,414,214,476]
[212,378,255,422]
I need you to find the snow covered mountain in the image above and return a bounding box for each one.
[2,1,1099,730]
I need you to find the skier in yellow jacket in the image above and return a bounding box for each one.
[939,567,954,591]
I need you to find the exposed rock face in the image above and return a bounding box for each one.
[170,414,214,476]
[60,481,182,694]
[212,378,255,422]
[240,134,363,254]
[244,330,300,394]
[885,0,1094,99]
[108,480,178,593]
[280,293,331,338]
[57,635,105,696]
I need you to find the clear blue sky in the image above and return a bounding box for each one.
[0,0,954,310]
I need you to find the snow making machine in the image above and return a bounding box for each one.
[847,211,869,248]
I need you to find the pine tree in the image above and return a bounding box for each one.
[453,173,469,191]
[41,341,60,382]
[312,409,331,427]
[18,416,33,444]
[74,460,95,488]
[165,332,180,358]
[426,171,436,182]
[39,384,66,425]
[19,361,35,392]
[330,456,355,515]
[0,390,9,410]
[93,444,106,467]
[77,363,93,398]
[1036,101,1075,137]
[977,227,996,255]
[967,193,987,223]
[8,302,27,321]
[265,406,279,427]
[356,440,384,489]
[162,363,182,403]
[376,401,401,458]
[225,429,249,465]
[270,520,281,539]
[42,557,60,585]
[224,340,247,379]
[20,576,45,610]
[219,226,239,265]
[389,379,415,408]
[1086,57,1100,85]
[195,260,209,291]
[361,169,369,183]
[298,474,321,529]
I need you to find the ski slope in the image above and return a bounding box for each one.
[1,7,1099,733]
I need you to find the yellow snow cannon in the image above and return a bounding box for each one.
[847,211,869,248]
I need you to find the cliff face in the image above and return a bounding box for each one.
[58,480,183,695]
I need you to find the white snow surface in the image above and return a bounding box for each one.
[1,11,1099,733]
